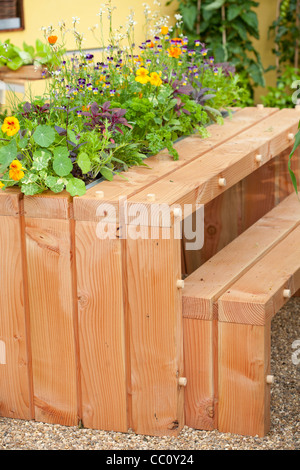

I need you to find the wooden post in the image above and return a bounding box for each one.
[0,189,33,421]
[75,220,128,432]
[126,224,184,436]
[218,320,271,437]
[24,192,79,426]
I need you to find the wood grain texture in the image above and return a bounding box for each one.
[183,318,215,430]
[0,212,33,420]
[183,192,300,320]
[218,224,300,325]
[126,228,184,436]
[218,321,271,437]
[75,221,128,432]
[25,217,78,426]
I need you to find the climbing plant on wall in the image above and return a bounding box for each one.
[262,0,300,108]
[167,0,265,102]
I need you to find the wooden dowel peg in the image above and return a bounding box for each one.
[178,377,187,387]
[283,289,291,299]
[266,375,274,384]
[288,133,295,141]
[173,207,181,218]
[95,190,104,198]
[255,154,263,163]
[218,177,226,187]
[177,279,184,289]
[147,193,156,202]
[257,104,264,109]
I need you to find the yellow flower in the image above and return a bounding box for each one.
[9,160,25,181]
[135,67,150,84]
[149,71,162,87]
[161,26,169,35]
[0,181,4,189]
[1,116,20,137]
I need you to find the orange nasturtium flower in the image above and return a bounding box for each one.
[1,116,20,137]
[161,26,169,35]
[48,35,58,45]
[135,67,150,84]
[168,46,182,59]
[9,160,25,181]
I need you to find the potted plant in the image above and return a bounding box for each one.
[0,38,65,79]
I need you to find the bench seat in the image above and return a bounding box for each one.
[182,192,300,436]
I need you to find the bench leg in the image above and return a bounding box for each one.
[183,318,217,430]
[218,320,271,437]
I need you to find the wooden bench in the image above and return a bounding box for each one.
[183,192,300,437]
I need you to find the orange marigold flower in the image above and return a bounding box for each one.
[161,26,169,35]
[1,116,20,137]
[149,71,162,87]
[9,160,25,181]
[168,46,182,59]
[48,35,58,45]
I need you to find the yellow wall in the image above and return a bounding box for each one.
[252,0,278,103]
[0,0,178,50]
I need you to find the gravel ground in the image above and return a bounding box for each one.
[0,298,299,451]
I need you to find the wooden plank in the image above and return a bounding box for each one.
[24,190,72,220]
[75,221,128,432]
[0,193,33,420]
[0,215,33,420]
[25,215,79,426]
[126,109,300,213]
[218,224,300,326]
[74,107,279,222]
[126,227,184,436]
[183,192,300,320]
[218,320,271,437]
[183,318,215,430]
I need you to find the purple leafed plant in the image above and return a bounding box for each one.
[81,101,133,135]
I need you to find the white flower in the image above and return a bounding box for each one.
[175,14,183,21]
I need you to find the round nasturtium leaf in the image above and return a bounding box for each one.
[53,154,73,177]
[33,125,56,148]
[66,177,86,196]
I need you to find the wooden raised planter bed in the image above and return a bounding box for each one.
[0,106,299,437]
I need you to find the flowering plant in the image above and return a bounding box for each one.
[0,1,246,197]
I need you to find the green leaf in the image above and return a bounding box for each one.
[0,139,18,171]
[101,166,114,181]
[33,125,56,148]
[180,4,198,31]
[18,137,28,149]
[53,146,70,160]
[6,56,23,70]
[20,182,43,195]
[53,154,73,177]
[32,149,52,171]
[66,177,86,197]
[44,175,65,193]
[227,5,243,21]
[288,129,300,196]
[204,0,226,11]
[77,152,91,174]
[241,11,258,31]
